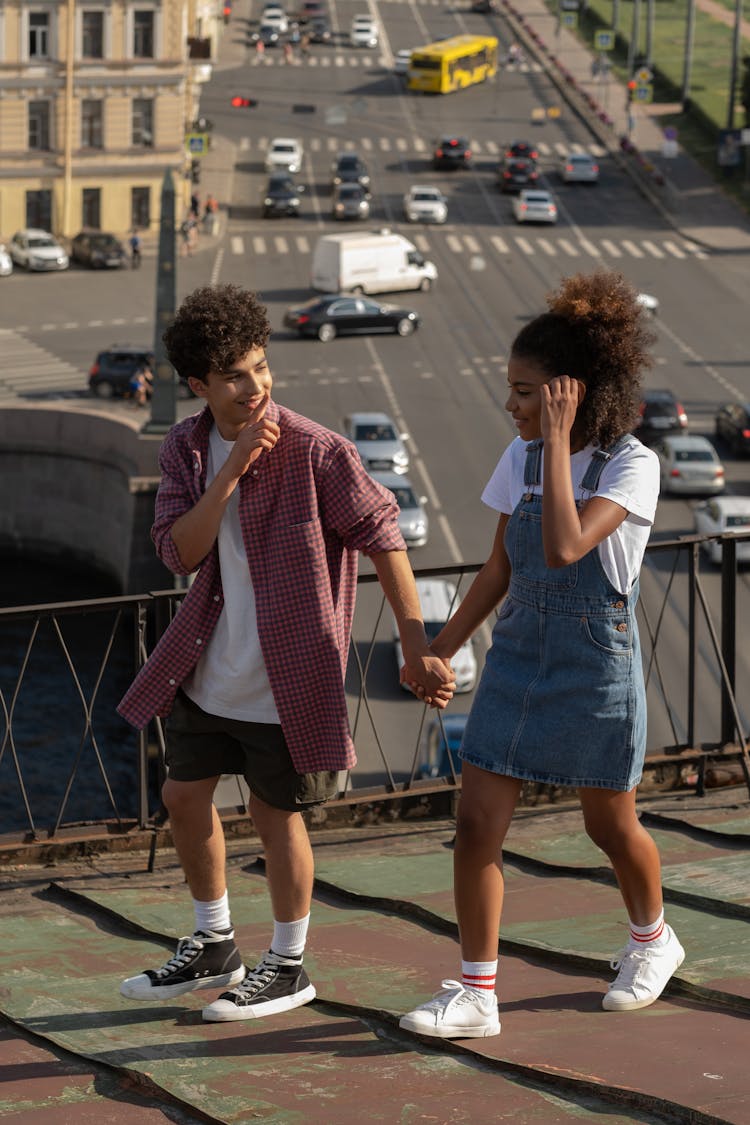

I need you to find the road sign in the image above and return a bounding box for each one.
[185,132,209,156]
[594,30,615,51]
[634,82,653,104]
[636,67,653,82]
[561,11,577,28]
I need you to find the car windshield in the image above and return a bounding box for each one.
[674,450,714,462]
[339,185,362,197]
[413,190,438,201]
[91,235,119,249]
[273,144,295,154]
[525,194,549,202]
[28,236,56,248]
[390,487,418,508]
[356,424,396,441]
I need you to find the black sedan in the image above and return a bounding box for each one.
[70,230,127,268]
[261,173,303,218]
[284,295,420,342]
[504,139,539,161]
[498,156,539,193]
[432,136,472,171]
[714,402,750,456]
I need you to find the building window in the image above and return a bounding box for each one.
[131,186,150,228]
[82,11,104,58]
[81,99,103,148]
[132,98,154,147]
[26,189,52,229]
[82,188,101,228]
[133,11,154,58]
[29,101,51,150]
[29,11,50,58]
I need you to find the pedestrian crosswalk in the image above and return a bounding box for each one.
[0,329,86,399]
[249,52,542,73]
[239,135,607,159]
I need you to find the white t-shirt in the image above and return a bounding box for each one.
[481,436,659,595]
[182,425,280,723]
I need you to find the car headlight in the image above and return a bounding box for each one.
[394,450,408,466]
[265,197,273,205]
[335,204,344,213]
[290,198,299,206]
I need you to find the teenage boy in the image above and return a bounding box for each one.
[117,284,454,1022]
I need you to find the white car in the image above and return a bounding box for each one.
[350,15,378,47]
[653,434,725,496]
[261,7,289,31]
[637,292,659,316]
[0,244,12,276]
[512,190,558,224]
[394,48,413,75]
[371,471,428,548]
[560,152,599,183]
[343,411,409,474]
[693,496,750,565]
[394,579,477,694]
[9,228,69,271]
[264,137,304,174]
[403,186,448,225]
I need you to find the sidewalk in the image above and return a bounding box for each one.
[502,0,750,252]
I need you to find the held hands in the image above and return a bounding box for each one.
[229,392,280,476]
[540,375,584,442]
[400,650,456,710]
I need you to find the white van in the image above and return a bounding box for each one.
[311,230,438,295]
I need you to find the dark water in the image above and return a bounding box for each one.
[0,558,146,834]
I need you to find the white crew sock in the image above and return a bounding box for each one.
[628,909,668,949]
[193,890,232,935]
[272,913,310,959]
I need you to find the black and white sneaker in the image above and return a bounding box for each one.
[202,950,316,1022]
[120,929,245,1001]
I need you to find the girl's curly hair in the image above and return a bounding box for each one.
[510,271,656,448]
[163,284,271,382]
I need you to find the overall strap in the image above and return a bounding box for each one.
[523,439,544,487]
[580,435,631,493]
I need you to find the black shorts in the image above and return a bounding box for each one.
[165,690,339,812]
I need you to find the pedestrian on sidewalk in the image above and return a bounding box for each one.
[202,193,219,235]
[400,270,685,1041]
[117,285,455,1024]
[128,230,141,269]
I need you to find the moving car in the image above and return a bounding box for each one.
[343,411,410,474]
[693,496,750,565]
[394,48,413,75]
[636,292,659,316]
[88,346,154,399]
[371,471,428,547]
[394,579,477,693]
[262,172,304,217]
[420,714,469,778]
[0,244,13,276]
[403,185,448,224]
[254,22,281,45]
[260,4,289,31]
[311,230,437,295]
[433,136,472,170]
[332,183,370,220]
[559,152,599,183]
[714,402,750,456]
[632,389,687,445]
[70,230,127,268]
[350,15,378,47]
[498,156,539,193]
[512,189,558,224]
[331,152,370,191]
[9,229,69,271]
[505,140,538,161]
[307,14,331,41]
[652,434,725,496]
[264,137,304,174]
[284,295,420,342]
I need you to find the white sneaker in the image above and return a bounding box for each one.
[603,926,685,1011]
[399,980,501,1039]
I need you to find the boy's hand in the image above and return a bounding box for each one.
[229,393,280,476]
[401,653,456,710]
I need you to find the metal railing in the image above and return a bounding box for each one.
[1,532,749,844]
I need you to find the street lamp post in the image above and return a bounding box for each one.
[727,0,744,128]
[144,171,178,434]
[626,0,642,78]
[682,0,696,109]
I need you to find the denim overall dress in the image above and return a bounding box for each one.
[459,437,646,791]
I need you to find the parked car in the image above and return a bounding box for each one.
[70,230,127,268]
[420,714,469,778]
[371,471,428,547]
[350,14,378,46]
[714,402,750,456]
[433,136,472,170]
[0,244,13,276]
[332,183,370,220]
[262,172,303,217]
[9,229,69,272]
[284,296,420,342]
[653,434,725,496]
[331,152,370,191]
[632,389,687,445]
[498,156,539,193]
[88,346,154,399]
[559,152,599,183]
[264,137,304,174]
[343,411,410,473]
[394,48,413,75]
[512,189,558,224]
[403,185,448,224]
[504,140,538,161]
[693,496,750,565]
[394,579,477,693]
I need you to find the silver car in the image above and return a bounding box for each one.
[693,496,750,565]
[371,471,428,547]
[512,189,558,224]
[403,186,448,225]
[560,152,599,183]
[653,434,725,496]
[264,137,304,175]
[343,411,409,474]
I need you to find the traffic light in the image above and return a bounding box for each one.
[627,79,637,101]
[231,96,257,108]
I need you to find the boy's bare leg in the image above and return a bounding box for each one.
[162,776,226,901]
[247,793,314,921]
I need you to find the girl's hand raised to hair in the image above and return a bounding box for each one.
[540,375,583,441]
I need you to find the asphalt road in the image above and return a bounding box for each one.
[1,0,748,770]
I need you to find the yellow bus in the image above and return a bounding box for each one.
[406,35,498,95]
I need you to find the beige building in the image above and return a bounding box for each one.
[0,0,217,239]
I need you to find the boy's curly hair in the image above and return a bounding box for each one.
[510,271,656,448]
[163,285,271,382]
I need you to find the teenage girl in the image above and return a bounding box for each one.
[400,271,684,1039]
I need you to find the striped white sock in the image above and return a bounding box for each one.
[461,958,497,995]
[628,910,667,949]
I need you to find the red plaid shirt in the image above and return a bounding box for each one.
[117,400,405,771]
